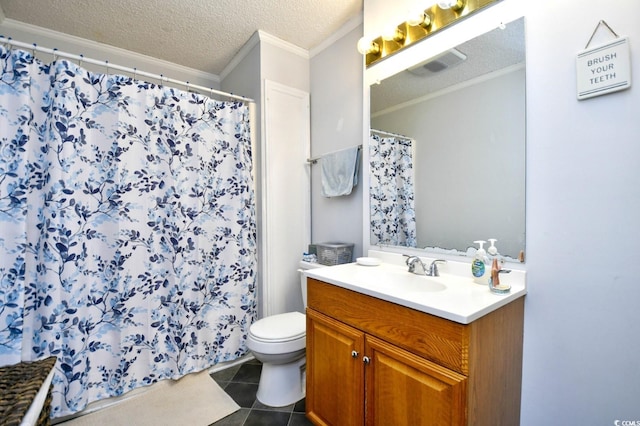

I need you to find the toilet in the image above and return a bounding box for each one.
[246,260,324,407]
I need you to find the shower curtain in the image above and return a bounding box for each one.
[369,132,417,247]
[0,46,256,417]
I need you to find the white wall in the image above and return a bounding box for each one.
[259,34,310,92]
[360,0,640,423]
[310,24,365,258]
[223,32,311,317]
[262,81,310,315]
[522,0,640,423]
[258,36,311,316]
[221,39,265,316]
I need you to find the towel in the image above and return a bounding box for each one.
[320,146,360,197]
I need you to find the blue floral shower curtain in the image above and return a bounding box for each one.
[0,46,256,417]
[369,132,417,247]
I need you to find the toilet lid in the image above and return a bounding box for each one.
[249,311,306,342]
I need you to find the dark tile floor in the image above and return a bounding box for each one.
[210,358,313,426]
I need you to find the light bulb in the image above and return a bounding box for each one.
[356,37,370,54]
[381,26,405,43]
[437,0,465,10]
[407,11,431,28]
[356,37,380,55]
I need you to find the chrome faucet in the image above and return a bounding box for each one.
[404,255,447,277]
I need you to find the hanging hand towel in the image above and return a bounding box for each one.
[321,146,360,197]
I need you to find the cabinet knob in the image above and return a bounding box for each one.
[363,356,371,364]
[351,350,359,358]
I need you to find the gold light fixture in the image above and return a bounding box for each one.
[360,0,500,67]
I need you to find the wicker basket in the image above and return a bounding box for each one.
[316,242,354,266]
[0,356,56,426]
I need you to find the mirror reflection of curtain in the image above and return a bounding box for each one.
[369,132,417,247]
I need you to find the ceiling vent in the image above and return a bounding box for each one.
[407,48,467,76]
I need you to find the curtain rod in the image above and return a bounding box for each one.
[307,144,362,164]
[0,36,255,103]
[370,128,411,139]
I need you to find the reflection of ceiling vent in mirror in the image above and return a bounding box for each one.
[407,48,467,76]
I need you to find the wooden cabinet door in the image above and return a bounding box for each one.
[365,335,467,426]
[306,309,365,426]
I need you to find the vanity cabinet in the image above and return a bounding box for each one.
[305,278,524,426]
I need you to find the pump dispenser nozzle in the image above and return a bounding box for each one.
[487,239,498,256]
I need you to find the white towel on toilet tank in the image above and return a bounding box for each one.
[320,146,360,197]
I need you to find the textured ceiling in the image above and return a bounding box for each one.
[0,0,363,75]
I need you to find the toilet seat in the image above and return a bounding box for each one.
[249,311,305,342]
[247,312,306,354]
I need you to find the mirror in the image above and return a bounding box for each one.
[368,17,525,261]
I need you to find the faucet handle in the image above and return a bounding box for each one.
[403,254,416,265]
[429,259,447,277]
[403,255,418,272]
[404,255,428,274]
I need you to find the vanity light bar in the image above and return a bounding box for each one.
[359,0,501,67]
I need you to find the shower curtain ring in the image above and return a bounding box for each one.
[53,48,58,62]
[105,60,109,74]
[79,54,83,67]
[32,43,37,57]
[186,81,190,92]
[133,67,137,80]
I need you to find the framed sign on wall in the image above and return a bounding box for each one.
[576,21,631,100]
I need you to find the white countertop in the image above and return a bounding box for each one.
[304,253,526,324]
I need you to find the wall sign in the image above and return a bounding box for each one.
[576,22,631,100]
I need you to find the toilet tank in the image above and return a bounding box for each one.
[298,261,326,307]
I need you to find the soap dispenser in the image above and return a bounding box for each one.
[487,238,505,269]
[487,239,498,256]
[471,240,490,285]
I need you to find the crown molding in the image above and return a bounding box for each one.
[257,30,309,59]
[220,30,310,81]
[219,31,261,81]
[310,11,363,58]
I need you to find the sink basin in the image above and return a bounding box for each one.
[362,267,447,293]
[386,275,446,293]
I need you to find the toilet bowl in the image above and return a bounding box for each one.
[246,260,324,407]
[247,311,306,407]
